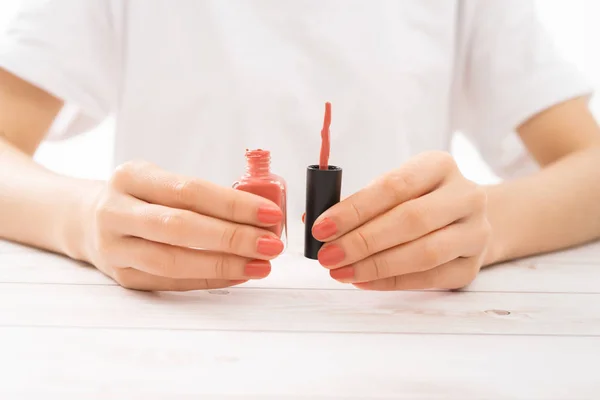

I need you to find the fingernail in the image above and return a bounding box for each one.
[257,205,282,224]
[318,245,345,267]
[301,213,305,223]
[330,266,355,281]
[312,217,337,240]
[256,236,284,256]
[244,260,271,278]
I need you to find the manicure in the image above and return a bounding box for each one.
[330,266,355,281]
[312,217,337,240]
[257,236,284,256]
[244,260,272,278]
[257,204,283,224]
[318,244,345,267]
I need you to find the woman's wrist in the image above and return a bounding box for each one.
[481,184,513,267]
[56,178,104,263]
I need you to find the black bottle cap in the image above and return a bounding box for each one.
[304,165,343,259]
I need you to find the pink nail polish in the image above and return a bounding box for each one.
[330,266,355,281]
[244,260,272,278]
[312,218,337,241]
[257,236,284,256]
[233,149,287,243]
[317,245,345,266]
[257,204,283,224]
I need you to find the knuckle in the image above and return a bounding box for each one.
[349,200,363,225]
[111,160,143,189]
[146,248,178,278]
[220,224,243,251]
[369,255,391,280]
[93,197,119,229]
[421,237,443,267]
[400,202,427,233]
[172,179,196,205]
[213,255,231,278]
[144,209,190,245]
[429,151,457,171]
[423,267,442,288]
[352,230,375,255]
[156,209,187,233]
[225,194,241,221]
[382,169,417,201]
[389,275,402,290]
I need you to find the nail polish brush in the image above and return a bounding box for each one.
[304,102,343,259]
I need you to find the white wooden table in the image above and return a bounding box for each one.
[1,222,599,399]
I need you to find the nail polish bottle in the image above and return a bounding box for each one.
[304,165,342,259]
[233,149,287,242]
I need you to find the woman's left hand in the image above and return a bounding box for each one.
[311,151,492,290]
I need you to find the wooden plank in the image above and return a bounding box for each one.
[1,247,600,294]
[0,327,597,399]
[1,283,598,335]
[466,260,600,293]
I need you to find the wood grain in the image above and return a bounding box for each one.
[1,327,598,399]
[1,283,598,335]
[1,234,599,398]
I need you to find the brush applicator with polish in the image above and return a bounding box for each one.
[304,102,343,259]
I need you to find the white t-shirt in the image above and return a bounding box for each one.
[0,0,591,215]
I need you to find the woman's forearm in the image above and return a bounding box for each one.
[484,145,600,265]
[0,138,102,261]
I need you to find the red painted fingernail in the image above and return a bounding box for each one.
[257,205,282,224]
[244,260,271,278]
[302,213,305,223]
[312,218,337,240]
[330,266,355,281]
[318,245,345,267]
[256,236,284,256]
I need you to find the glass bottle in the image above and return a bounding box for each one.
[233,149,287,243]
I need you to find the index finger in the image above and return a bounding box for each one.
[311,152,457,241]
[111,160,283,227]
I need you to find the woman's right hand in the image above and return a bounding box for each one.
[80,160,285,291]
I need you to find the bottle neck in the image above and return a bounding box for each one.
[245,149,271,177]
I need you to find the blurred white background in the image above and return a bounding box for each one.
[1,1,599,183]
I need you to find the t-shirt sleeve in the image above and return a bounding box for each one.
[0,0,121,140]
[452,0,593,178]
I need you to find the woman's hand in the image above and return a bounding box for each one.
[312,151,492,290]
[81,160,285,291]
